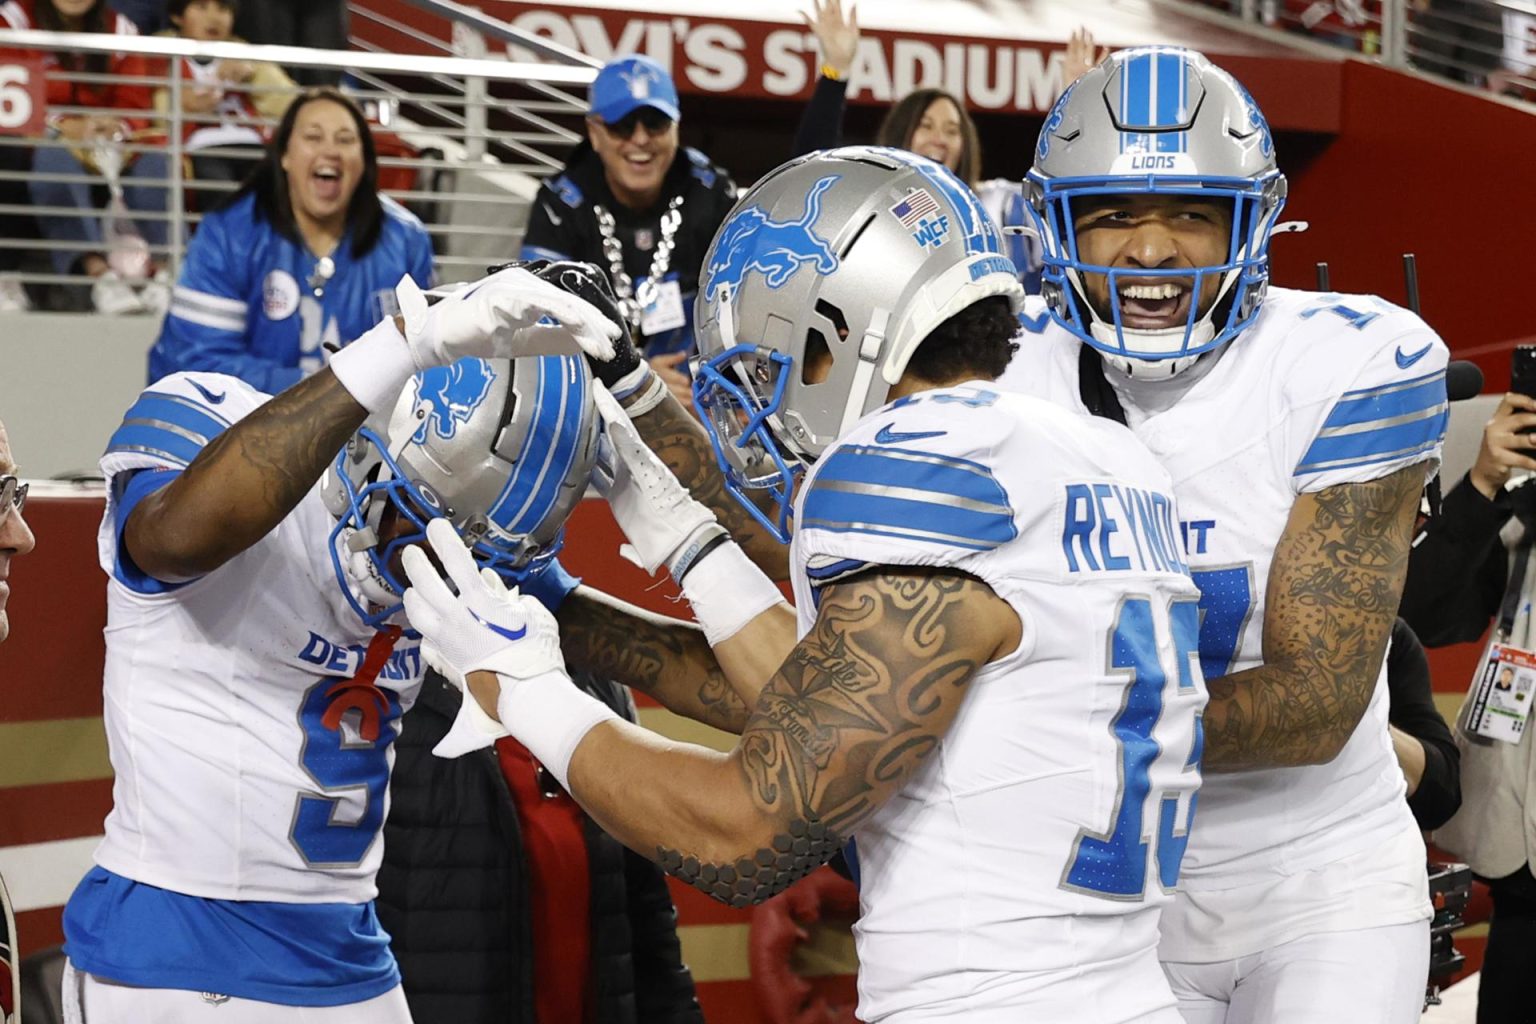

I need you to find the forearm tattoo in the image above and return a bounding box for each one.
[1202,464,1422,772]
[660,570,985,904]
[558,592,752,732]
[627,392,790,579]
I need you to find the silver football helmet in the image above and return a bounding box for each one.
[1026,47,1287,378]
[692,146,1023,541]
[321,354,598,626]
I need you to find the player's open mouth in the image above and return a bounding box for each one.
[312,167,342,202]
[624,152,655,169]
[1117,281,1192,329]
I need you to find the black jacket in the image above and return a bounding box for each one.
[376,672,703,1024]
[1401,473,1536,647]
[1386,618,1462,830]
[520,142,736,357]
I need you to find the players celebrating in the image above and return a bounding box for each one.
[1008,48,1444,1024]
[59,268,615,1022]
[398,148,1209,1022]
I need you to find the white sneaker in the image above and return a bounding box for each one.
[139,268,171,317]
[0,274,30,312]
[92,270,146,315]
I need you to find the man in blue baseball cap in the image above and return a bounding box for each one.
[521,54,737,408]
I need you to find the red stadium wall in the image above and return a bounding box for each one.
[1263,62,1536,390]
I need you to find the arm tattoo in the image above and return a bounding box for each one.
[558,591,752,733]
[660,569,990,904]
[1202,464,1423,772]
[627,392,791,580]
[137,369,366,574]
[184,370,364,522]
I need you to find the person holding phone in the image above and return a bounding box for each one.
[1400,347,1536,1024]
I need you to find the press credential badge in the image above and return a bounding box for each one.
[639,278,686,335]
[1467,643,1535,743]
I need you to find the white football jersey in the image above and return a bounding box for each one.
[1001,287,1444,959]
[791,384,1206,1023]
[93,372,423,903]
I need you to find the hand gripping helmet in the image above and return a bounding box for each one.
[322,354,598,626]
[691,145,1024,542]
[1026,47,1287,377]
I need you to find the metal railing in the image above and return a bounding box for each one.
[0,26,597,307]
[1180,0,1536,95]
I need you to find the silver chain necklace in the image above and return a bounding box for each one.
[593,194,685,331]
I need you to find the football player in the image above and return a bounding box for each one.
[399,148,1209,1023]
[1006,47,1443,1024]
[59,267,616,1022]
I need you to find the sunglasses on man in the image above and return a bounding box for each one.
[0,475,27,526]
[599,108,674,139]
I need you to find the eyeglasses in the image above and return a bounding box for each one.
[600,108,674,140]
[0,474,27,524]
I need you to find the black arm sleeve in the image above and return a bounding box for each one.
[792,75,850,158]
[1400,473,1514,647]
[1386,619,1463,831]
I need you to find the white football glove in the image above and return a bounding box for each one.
[402,518,618,776]
[591,383,726,579]
[396,265,619,370]
[401,518,568,685]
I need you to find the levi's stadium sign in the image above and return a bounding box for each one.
[484,4,1078,113]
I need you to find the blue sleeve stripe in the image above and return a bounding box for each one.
[802,486,1015,550]
[106,393,231,466]
[1296,408,1447,475]
[817,446,1010,510]
[105,424,203,467]
[1321,371,1446,430]
[123,392,233,437]
[805,444,1016,549]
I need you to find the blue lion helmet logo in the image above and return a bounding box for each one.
[1037,80,1074,160]
[1231,79,1274,158]
[703,174,841,305]
[412,360,497,444]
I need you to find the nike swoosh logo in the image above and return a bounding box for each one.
[1395,343,1433,369]
[471,609,527,643]
[188,379,226,404]
[874,424,947,445]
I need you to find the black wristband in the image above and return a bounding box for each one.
[671,528,731,586]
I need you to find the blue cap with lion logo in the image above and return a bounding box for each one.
[589,54,680,124]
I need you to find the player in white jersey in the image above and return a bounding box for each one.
[57,267,617,1022]
[1003,48,1445,1024]
[390,148,1208,1023]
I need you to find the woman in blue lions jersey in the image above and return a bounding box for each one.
[147,88,434,392]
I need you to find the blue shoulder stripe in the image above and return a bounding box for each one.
[105,392,232,467]
[1297,370,1447,476]
[802,445,1016,551]
[1317,370,1447,430]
